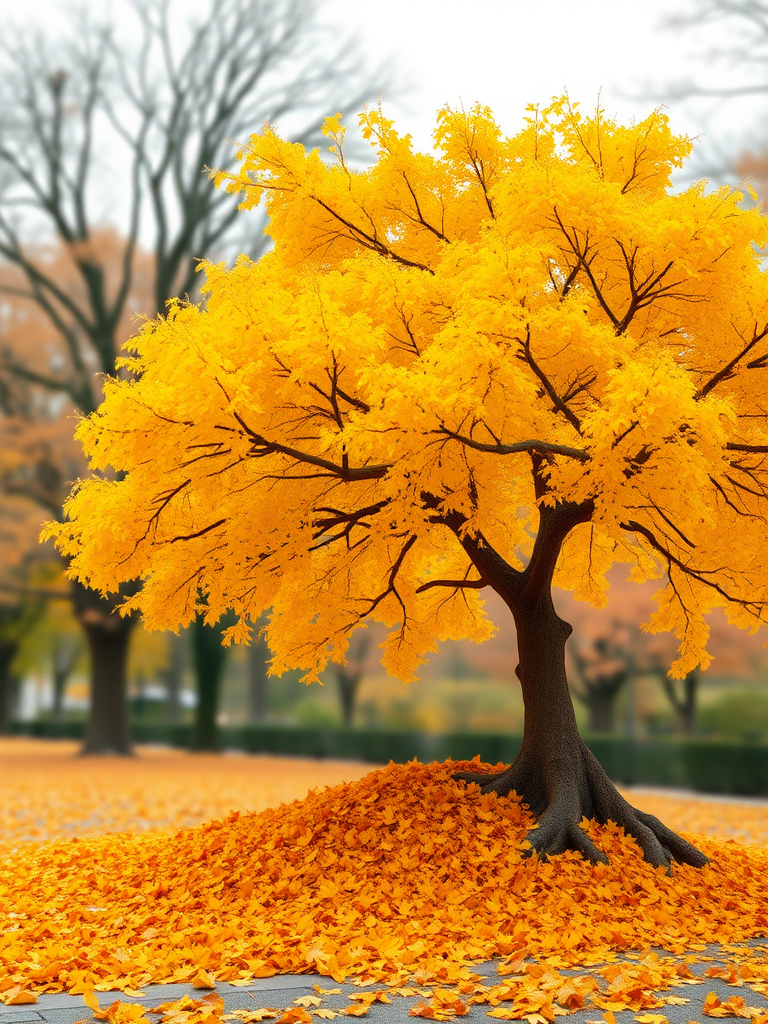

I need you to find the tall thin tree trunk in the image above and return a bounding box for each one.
[0,641,19,735]
[71,581,136,755]
[247,616,270,722]
[336,667,361,727]
[163,630,186,723]
[190,612,235,751]
[51,639,79,724]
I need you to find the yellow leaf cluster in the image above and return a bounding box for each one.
[46,98,768,681]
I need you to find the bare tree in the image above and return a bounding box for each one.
[639,1,768,183]
[0,0,395,753]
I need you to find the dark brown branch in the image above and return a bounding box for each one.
[621,519,767,611]
[310,499,389,551]
[311,197,433,274]
[359,534,417,619]
[514,324,583,432]
[696,322,768,399]
[553,208,620,329]
[170,518,227,543]
[416,576,487,593]
[399,172,450,241]
[726,441,768,454]
[436,425,590,462]
[232,410,390,481]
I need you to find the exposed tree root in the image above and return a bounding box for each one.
[454,741,709,871]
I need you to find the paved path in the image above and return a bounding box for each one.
[4,941,767,1024]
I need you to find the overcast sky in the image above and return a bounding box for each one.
[5,0,764,168]
[325,0,710,147]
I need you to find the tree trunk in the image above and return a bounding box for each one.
[190,612,235,751]
[451,491,710,869]
[587,691,616,733]
[247,617,270,722]
[51,639,79,724]
[0,641,19,735]
[163,630,186,723]
[680,673,698,736]
[458,589,708,868]
[336,667,361,727]
[660,670,699,736]
[71,581,136,756]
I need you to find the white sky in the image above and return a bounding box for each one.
[322,0,763,173]
[326,0,699,145]
[4,0,764,168]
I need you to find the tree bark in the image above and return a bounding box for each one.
[0,641,19,734]
[451,495,708,870]
[72,581,136,755]
[190,611,235,751]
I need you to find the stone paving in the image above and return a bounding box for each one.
[4,941,767,1024]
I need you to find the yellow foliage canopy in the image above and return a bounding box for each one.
[47,98,768,680]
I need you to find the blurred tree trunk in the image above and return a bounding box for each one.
[72,581,136,755]
[568,636,629,735]
[51,637,79,723]
[585,690,619,733]
[191,611,236,751]
[248,613,270,722]
[333,631,370,727]
[659,668,699,736]
[0,640,19,734]
[163,630,187,724]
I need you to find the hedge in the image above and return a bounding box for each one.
[10,719,768,796]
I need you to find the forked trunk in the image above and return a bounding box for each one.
[457,587,708,870]
[72,581,136,756]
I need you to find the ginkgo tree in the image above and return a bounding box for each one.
[48,97,768,869]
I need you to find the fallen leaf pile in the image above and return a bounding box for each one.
[1,757,768,1006]
[0,739,372,845]
[2,738,768,848]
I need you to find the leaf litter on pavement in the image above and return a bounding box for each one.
[0,744,767,1024]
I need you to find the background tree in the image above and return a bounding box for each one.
[331,630,370,727]
[51,97,768,871]
[247,612,271,722]
[0,0,392,753]
[0,233,148,752]
[645,1,768,185]
[191,609,237,751]
[567,626,634,734]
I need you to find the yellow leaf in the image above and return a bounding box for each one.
[191,971,217,990]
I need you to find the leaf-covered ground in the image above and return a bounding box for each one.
[1,741,767,1023]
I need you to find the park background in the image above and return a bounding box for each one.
[2,0,768,782]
